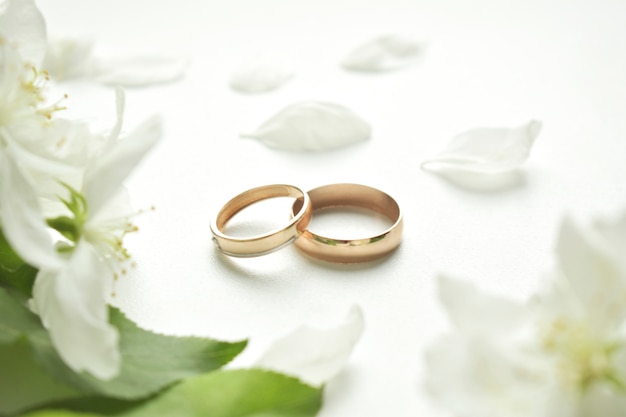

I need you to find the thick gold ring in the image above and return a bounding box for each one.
[291,183,403,263]
[211,184,311,257]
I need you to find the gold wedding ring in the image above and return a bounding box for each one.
[291,184,403,263]
[211,184,311,257]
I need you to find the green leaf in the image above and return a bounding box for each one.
[19,370,323,417]
[0,339,81,416]
[17,412,100,417]
[0,289,79,415]
[0,228,37,297]
[0,287,45,344]
[121,369,322,417]
[0,287,248,413]
[46,308,248,400]
[21,396,145,417]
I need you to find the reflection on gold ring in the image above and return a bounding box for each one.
[211,184,311,257]
[292,183,402,263]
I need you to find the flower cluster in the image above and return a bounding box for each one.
[0,0,160,380]
[425,210,626,417]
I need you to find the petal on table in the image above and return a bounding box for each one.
[255,306,365,386]
[242,101,371,151]
[422,120,542,174]
[341,34,422,72]
[229,52,294,93]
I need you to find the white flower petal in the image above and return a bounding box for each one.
[592,210,626,274]
[84,116,161,216]
[92,54,188,87]
[0,146,59,269]
[580,383,626,417]
[341,34,422,72]
[32,242,120,380]
[106,87,125,147]
[0,0,47,66]
[242,101,371,151]
[425,335,557,417]
[556,215,626,330]
[43,36,95,80]
[229,53,294,93]
[438,275,527,337]
[255,305,364,387]
[422,120,542,174]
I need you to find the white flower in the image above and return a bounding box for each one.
[255,305,365,386]
[0,39,110,267]
[241,101,371,151]
[31,114,162,379]
[0,0,163,380]
[0,1,67,269]
[425,211,626,417]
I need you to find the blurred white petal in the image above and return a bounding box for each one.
[0,0,47,66]
[44,35,188,87]
[580,384,626,417]
[255,306,364,386]
[93,54,188,87]
[425,335,555,417]
[84,116,161,216]
[43,36,95,80]
[0,146,59,269]
[242,101,371,151]
[438,275,527,337]
[592,210,626,273]
[341,34,422,72]
[106,88,125,147]
[422,120,542,174]
[556,215,626,331]
[32,242,120,380]
[229,53,294,93]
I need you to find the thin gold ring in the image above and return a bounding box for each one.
[211,184,311,257]
[291,183,403,263]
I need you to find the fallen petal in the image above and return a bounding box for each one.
[242,101,371,151]
[93,54,188,87]
[229,52,294,93]
[422,120,542,174]
[255,305,365,386]
[341,34,422,72]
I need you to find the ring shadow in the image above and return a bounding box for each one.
[211,243,401,279]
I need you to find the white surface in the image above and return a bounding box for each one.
[40,1,626,415]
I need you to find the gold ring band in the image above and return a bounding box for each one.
[291,183,403,263]
[211,184,311,257]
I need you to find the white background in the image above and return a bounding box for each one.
[40,1,626,415]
